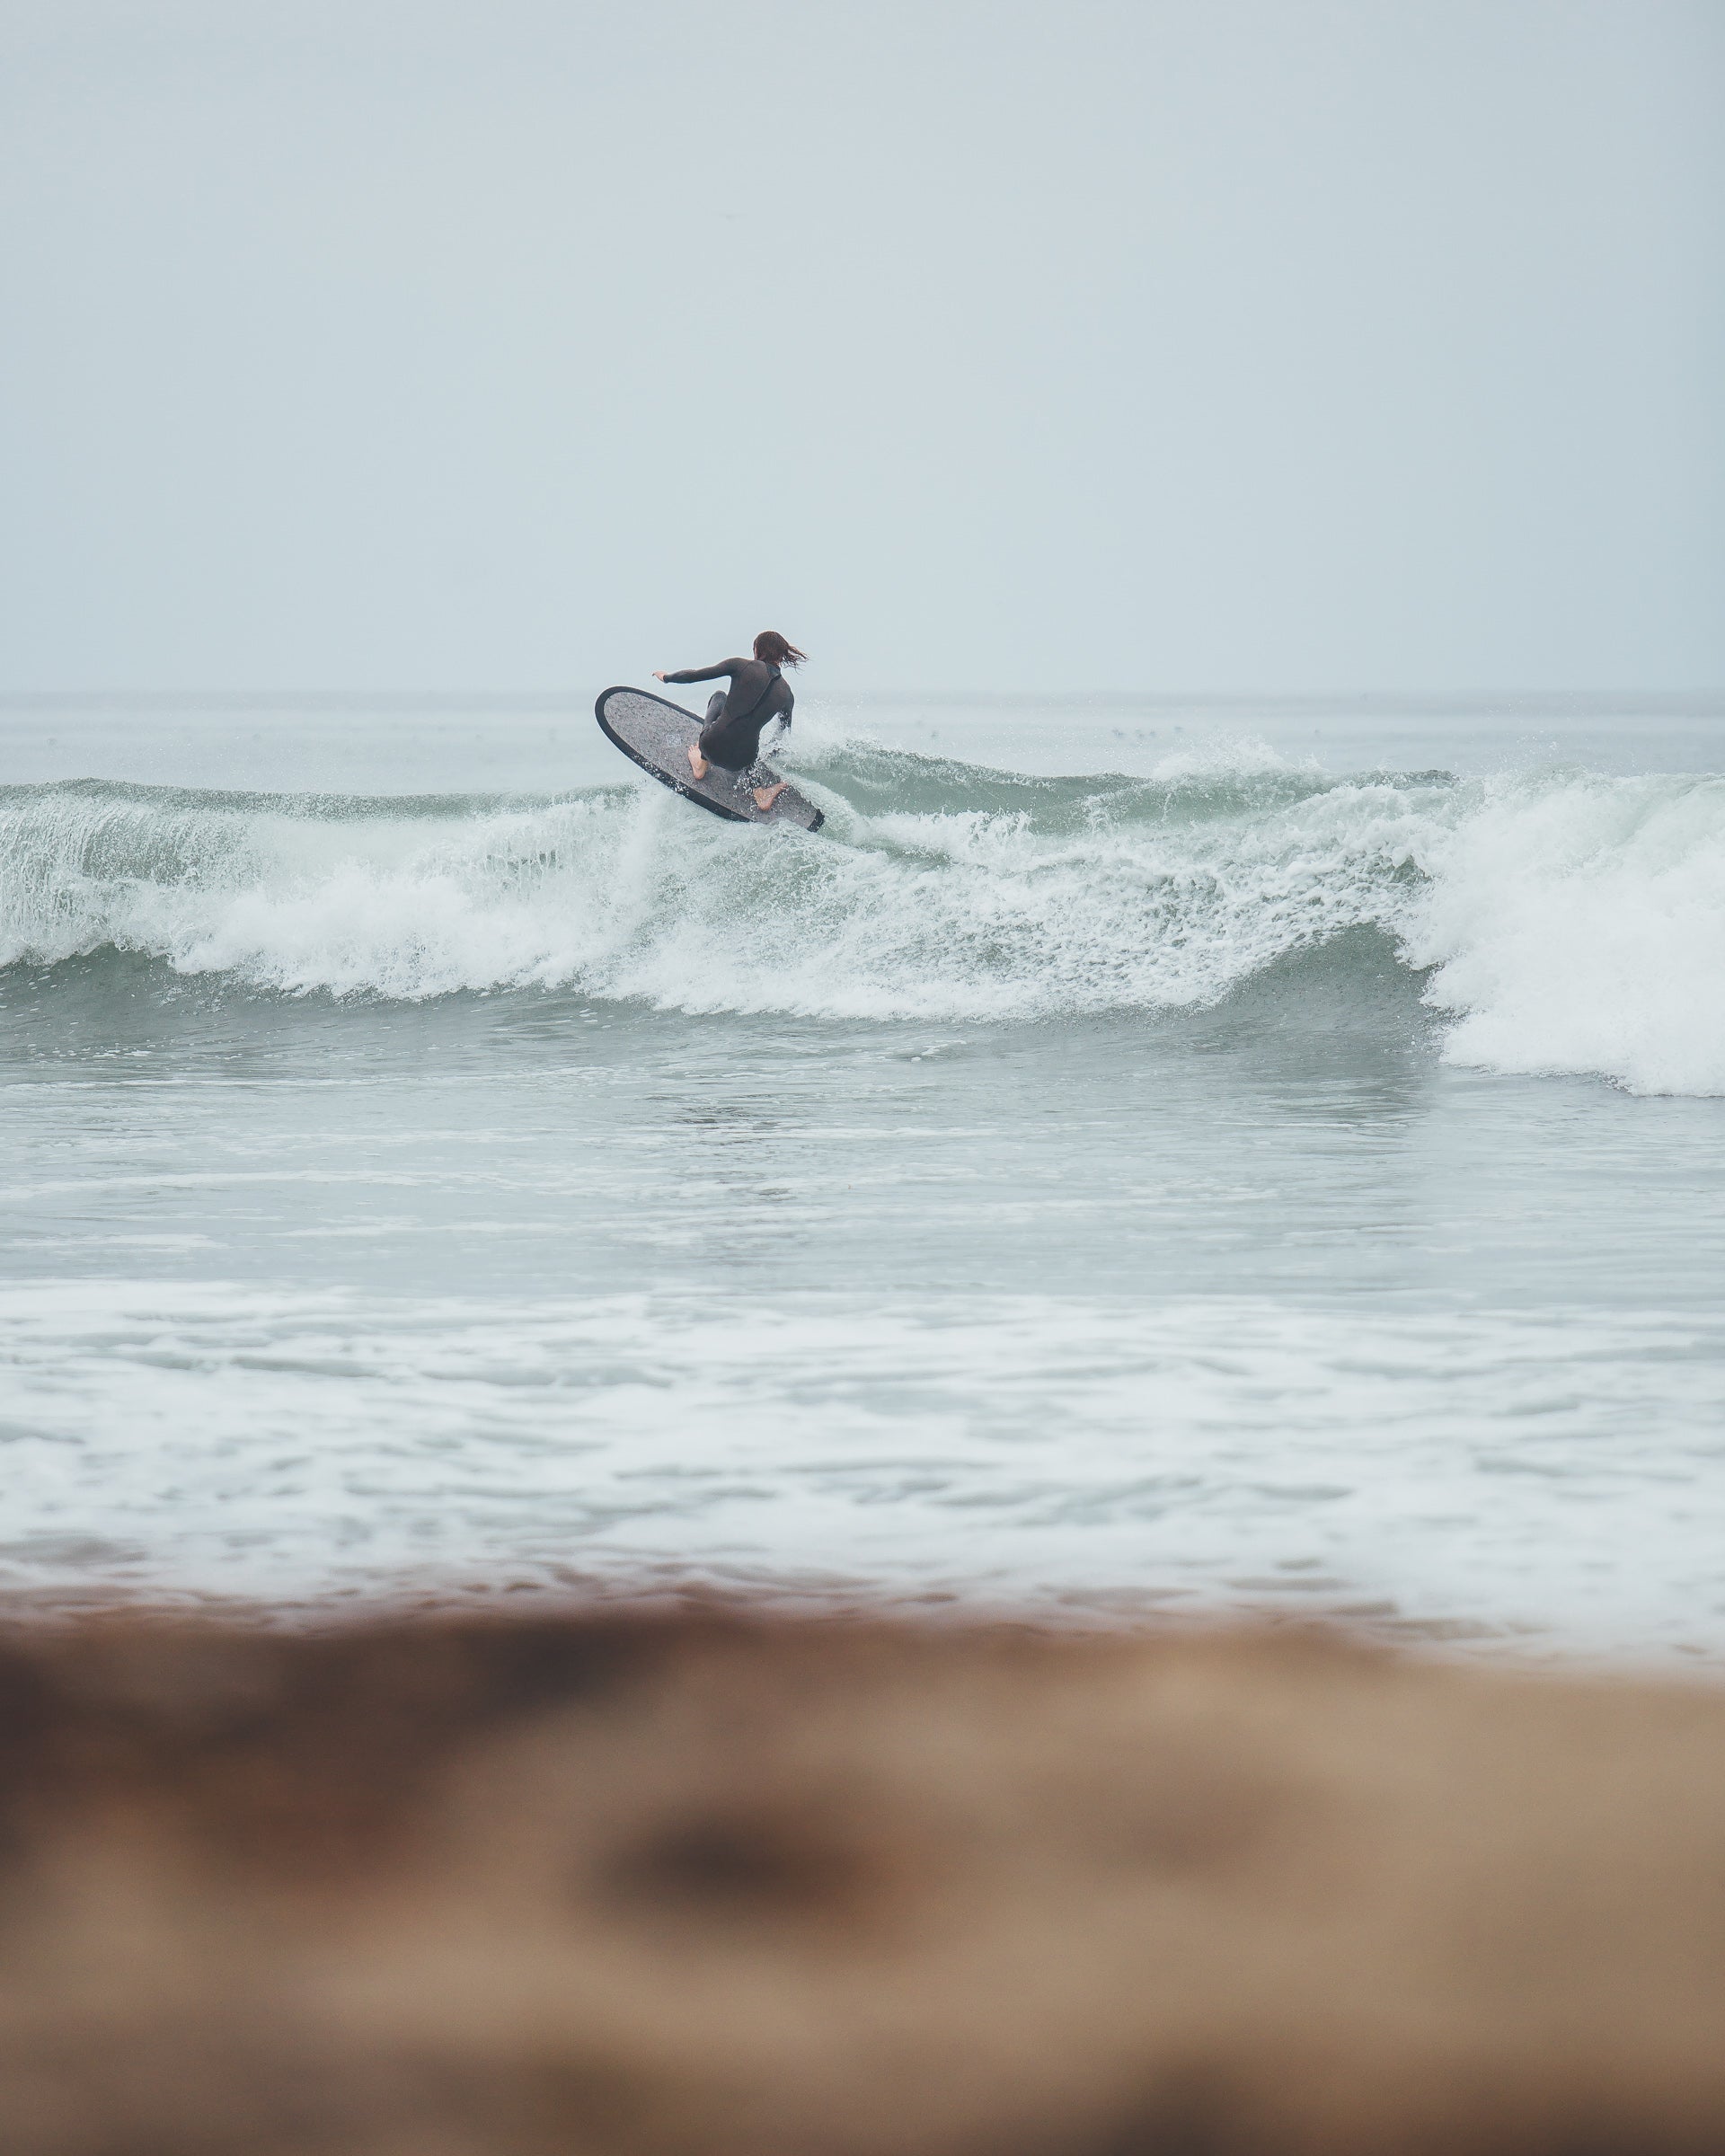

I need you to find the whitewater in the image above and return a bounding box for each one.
[3,694,1723,1656]
[6,732,1725,1094]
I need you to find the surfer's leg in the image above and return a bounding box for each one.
[689,696,727,782]
[743,757,788,811]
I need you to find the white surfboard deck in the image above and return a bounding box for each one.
[594,685,825,833]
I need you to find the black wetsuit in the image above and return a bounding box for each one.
[664,658,793,772]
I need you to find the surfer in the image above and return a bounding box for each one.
[654,632,805,812]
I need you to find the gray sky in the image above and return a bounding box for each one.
[2,0,1721,694]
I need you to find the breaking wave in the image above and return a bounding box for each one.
[4,737,1724,1095]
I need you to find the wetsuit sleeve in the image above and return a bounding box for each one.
[663,659,743,685]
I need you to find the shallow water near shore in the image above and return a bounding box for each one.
[3,694,1723,1657]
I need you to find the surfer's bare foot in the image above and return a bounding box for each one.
[687,744,709,781]
[753,782,789,812]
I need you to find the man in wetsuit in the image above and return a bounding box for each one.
[654,630,806,812]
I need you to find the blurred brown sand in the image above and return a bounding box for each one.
[0,1611,1722,2154]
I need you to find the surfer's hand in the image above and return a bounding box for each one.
[651,670,667,682]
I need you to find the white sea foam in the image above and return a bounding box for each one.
[4,745,1724,1092]
[1404,773,1725,1096]
[3,1278,1723,1655]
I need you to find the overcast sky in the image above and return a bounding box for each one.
[1,0,1721,694]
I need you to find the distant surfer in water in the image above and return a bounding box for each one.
[654,632,805,812]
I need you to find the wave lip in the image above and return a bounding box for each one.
[4,747,1725,1095]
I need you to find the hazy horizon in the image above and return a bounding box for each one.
[4,0,1721,698]
[7,688,1725,708]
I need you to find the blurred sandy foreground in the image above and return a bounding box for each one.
[0,1613,1721,2154]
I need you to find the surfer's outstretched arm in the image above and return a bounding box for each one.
[656,660,744,685]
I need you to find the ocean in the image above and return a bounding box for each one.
[3,693,1722,1661]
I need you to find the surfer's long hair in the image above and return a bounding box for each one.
[753,631,807,667]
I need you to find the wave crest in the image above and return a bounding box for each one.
[4,747,1723,1094]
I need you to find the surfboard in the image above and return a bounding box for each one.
[594,685,825,833]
